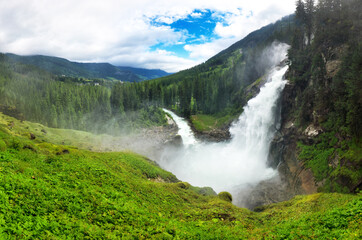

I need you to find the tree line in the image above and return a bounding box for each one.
[0,55,166,134]
[288,0,361,137]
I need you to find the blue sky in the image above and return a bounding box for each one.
[0,0,295,72]
[149,9,222,58]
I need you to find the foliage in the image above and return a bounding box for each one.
[0,57,167,134]
[5,53,170,82]
[218,192,233,202]
[191,113,236,132]
[109,15,295,120]
[0,15,296,135]
[0,112,360,239]
[288,0,362,193]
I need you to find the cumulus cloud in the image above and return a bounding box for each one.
[0,0,295,72]
[184,38,236,59]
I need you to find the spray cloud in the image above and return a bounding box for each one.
[159,42,289,206]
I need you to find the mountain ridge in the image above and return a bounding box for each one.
[4,53,170,82]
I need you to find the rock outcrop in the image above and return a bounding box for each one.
[245,79,321,209]
[192,126,231,142]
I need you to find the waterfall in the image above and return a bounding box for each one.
[160,48,289,200]
[163,108,197,146]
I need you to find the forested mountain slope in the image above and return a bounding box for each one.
[267,0,361,201]
[0,55,167,133]
[4,53,170,82]
[110,15,295,121]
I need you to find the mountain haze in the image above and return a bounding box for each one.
[5,53,170,82]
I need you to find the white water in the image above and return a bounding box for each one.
[160,47,289,197]
[163,109,197,146]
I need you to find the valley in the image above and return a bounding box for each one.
[0,0,361,238]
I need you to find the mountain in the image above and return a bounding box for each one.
[109,14,295,120]
[117,66,171,80]
[4,53,170,82]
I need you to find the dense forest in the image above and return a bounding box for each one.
[0,55,166,134]
[288,0,361,138]
[284,0,361,193]
[5,53,170,82]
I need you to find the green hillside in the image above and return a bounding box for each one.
[108,14,295,135]
[0,113,360,239]
[281,0,362,194]
[0,54,167,133]
[4,53,170,82]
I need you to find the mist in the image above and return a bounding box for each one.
[159,43,289,207]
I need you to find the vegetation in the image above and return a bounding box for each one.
[218,192,233,203]
[191,113,236,132]
[0,1,361,238]
[110,15,295,120]
[287,0,361,192]
[1,15,296,135]
[5,53,170,82]
[0,112,360,239]
[0,55,167,134]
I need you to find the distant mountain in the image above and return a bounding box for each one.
[4,53,170,82]
[117,66,171,81]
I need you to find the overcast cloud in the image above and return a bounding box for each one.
[0,0,295,72]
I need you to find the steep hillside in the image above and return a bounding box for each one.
[266,0,362,201]
[109,15,295,140]
[4,53,170,82]
[0,112,360,239]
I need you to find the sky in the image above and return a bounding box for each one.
[0,0,296,72]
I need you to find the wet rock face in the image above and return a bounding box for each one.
[164,134,183,147]
[246,80,321,209]
[193,128,231,142]
[268,81,318,199]
[267,131,284,169]
[191,120,232,143]
[240,176,293,210]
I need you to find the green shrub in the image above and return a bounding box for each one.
[218,191,233,202]
[176,182,190,189]
[0,140,6,151]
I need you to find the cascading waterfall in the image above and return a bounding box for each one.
[163,109,197,146]
[160,46,289,202]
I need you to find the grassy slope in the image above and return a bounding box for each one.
[191,114,235,132]
[0,112,360,239]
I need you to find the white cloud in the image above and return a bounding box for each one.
[190,12,202,18]
[184,38,236,59]
[0,0,295,72]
